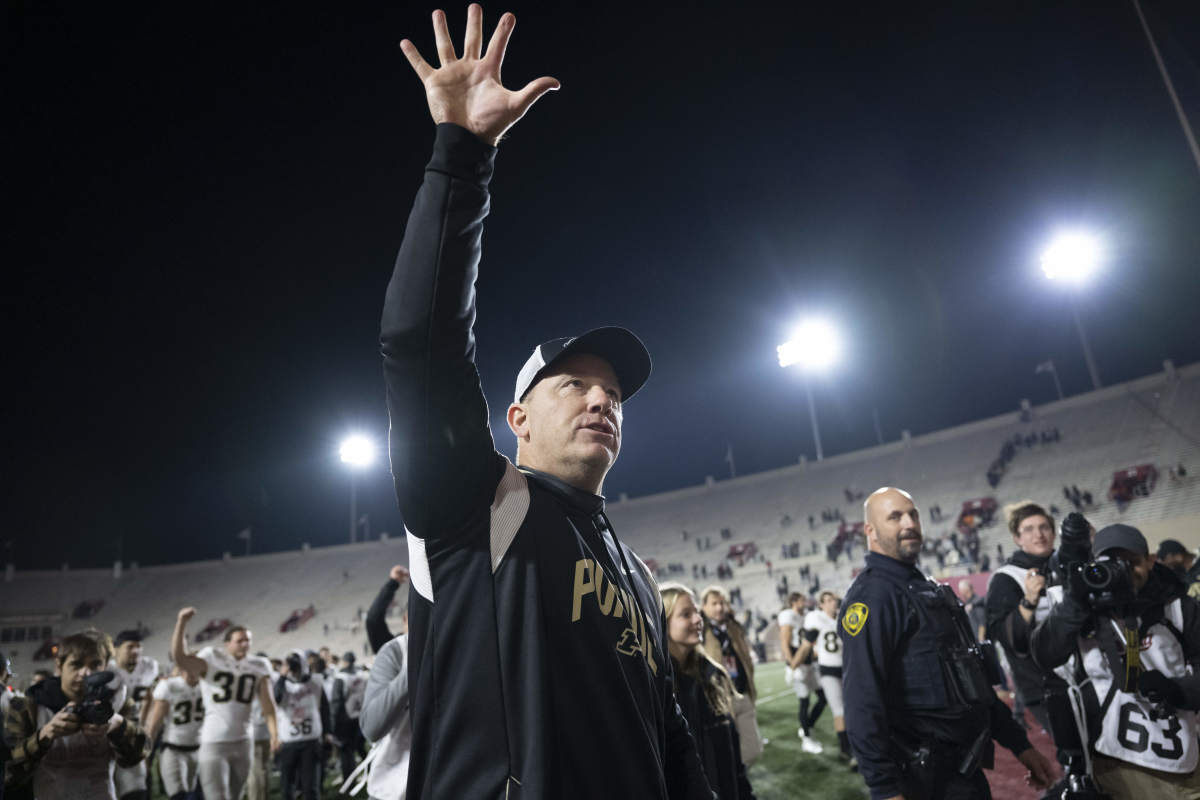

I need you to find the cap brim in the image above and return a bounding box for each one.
[556,326,652,402]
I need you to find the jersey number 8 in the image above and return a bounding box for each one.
[823,631,840,654]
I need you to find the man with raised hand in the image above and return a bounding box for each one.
[384,6,713,798]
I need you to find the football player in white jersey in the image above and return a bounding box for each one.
[331,651,369,783]
[170,607,278,800]
[778,592,825,754]
[797,591,853,766]
[110,630,160,800]
[144,664,204,800]
[274,650,332,800]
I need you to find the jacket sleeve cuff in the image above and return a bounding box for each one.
[428,123,497,186]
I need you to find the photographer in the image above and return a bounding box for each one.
[2,632,148,800]
[1031,524,1200,797]
[985,502,1057,731]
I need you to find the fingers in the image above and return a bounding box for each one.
[512,76,561,116]
[463,3,483,60]
[484,12,516,73]
[431,9,457,66]
[399,40,434,81]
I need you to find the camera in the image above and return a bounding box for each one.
[68,670,117,725]
[1049,512,1135,612]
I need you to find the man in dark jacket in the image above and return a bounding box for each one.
[985,501,1056,731]
[385,6,713,798]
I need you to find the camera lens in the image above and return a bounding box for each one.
[1082,562,1111,589]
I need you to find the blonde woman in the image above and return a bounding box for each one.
[660,582,756,800]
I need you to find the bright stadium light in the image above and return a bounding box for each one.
[1040,231,1104,390]
[339,434,376,469]
[339,434,377,544]
[1040,231,1103,284]
[778,318,842,461]
[777,318,842,370]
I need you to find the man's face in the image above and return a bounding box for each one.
[702,592,730,623]
[1014,514,1056,558]
[1107,549,1157,594]
[1162,552,1194,573]
[58,651,104,703]
[226,630,251,660]
[319,647,331,661]
[511,354,623,480]
[865,489,923,564]
[115,640,141,670]
[820,593,839,618]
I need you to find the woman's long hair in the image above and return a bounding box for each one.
[660,581,736,718]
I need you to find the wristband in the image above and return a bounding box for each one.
[803,629,820,642]
[1020,597,1038,610]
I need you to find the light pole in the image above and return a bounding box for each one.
[1041,231,1103,390]
[339,434,377,544]
[777,318,841,462]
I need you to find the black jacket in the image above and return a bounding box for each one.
[365,578,399,654]
[1031,563,1200,709]
[672,661,755,800]
[381,123,712,800]
[985,550,1050,704]
[841,552,1032,800]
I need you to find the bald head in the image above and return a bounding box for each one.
[863,487,922,564]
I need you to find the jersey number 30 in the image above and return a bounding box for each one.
[212,672,257,704]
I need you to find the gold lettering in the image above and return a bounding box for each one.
[571,559,595,622]
[595,566,618,616]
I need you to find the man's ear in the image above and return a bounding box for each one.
[507,403,529,440]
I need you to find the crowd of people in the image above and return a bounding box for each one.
[4,8,1197,800]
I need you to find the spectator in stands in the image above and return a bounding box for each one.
[4,631,149,799]
[360,610,410,800]
[366,565,409,654]
[985,502,1056,732]
[661,583,756,799]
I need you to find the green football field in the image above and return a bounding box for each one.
[747,661,869,800]
[149,660,870,799]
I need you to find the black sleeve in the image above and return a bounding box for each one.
[1172,594,1200,709]
[319,686,332,738]
[841,582,908,800]
[273,675,287,705]
[330,675,345,723]
[1031,593,1090,671]
[366,579,398,654]
[984,573,1034,656]
[988,693,1033,756]
[380,123,505,541]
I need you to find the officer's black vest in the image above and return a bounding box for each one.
[871,567,995,712]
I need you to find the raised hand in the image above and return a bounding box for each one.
[177,607,197,624]
[390,564,410,583]
[400,5,559,145]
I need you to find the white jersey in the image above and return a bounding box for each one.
[335,668,369,720]
[111,656,160,714]
[153,676,205,747]
[1047,587,1198,774]
[276,674,325,743]
[778,608,803,652]
[196,646,270,743]
[804,609,843,670]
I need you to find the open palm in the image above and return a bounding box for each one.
[401,5,559,146]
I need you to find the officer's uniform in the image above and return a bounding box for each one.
[841,552,1033,799]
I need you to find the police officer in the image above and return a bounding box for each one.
[841,487,1055,799]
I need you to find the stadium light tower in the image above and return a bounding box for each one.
[339,434,377,544]
[1040,231,1103,391]
[777,318,842,461]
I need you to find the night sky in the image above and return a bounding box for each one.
[9,1,1200,570]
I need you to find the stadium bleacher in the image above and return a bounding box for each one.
[2,360,1197,687]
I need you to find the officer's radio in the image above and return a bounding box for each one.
[935,584,1005,704]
